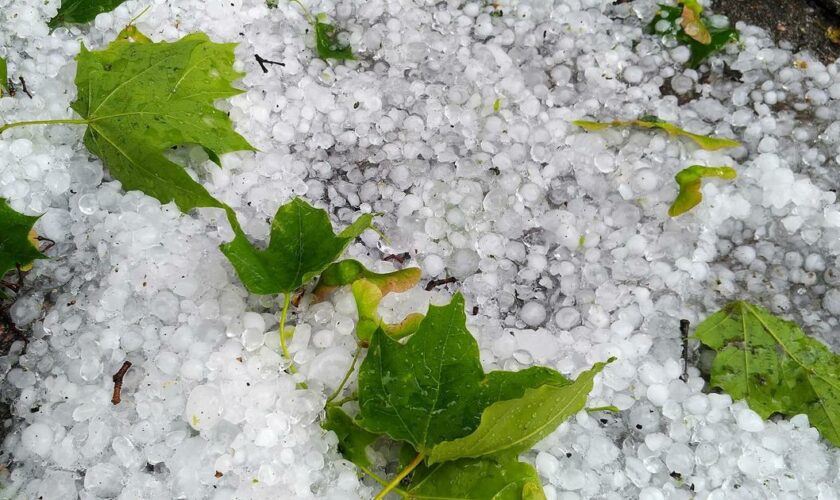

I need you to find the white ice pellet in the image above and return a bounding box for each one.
[520,301,547,327]
[623,66,644,83]
[84,463,123,497]
[736,407,766,432]
[184,385,223,432]
[21,423,53,457]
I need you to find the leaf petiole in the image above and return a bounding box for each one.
[326,344,362,406]
[0,118,89,134]
[359,467,408,496]
[375,452,425,500]
[586,405,621,413]
[288,0,317,25]
[278,293,297,374]
[331,393,358,407]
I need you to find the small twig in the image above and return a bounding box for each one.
[254,54,285,73]
[1,264,25,293]
[18,77,31,99]
[679,319,690,382]
[424,277,457,291]
[37,236,56,253]
[111,361,132,405]
[383,252,411,264]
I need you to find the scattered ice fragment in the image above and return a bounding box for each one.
[736,407,765,432]
[184,385,223,432]
[84,463,123,497]
[21,423,53,457]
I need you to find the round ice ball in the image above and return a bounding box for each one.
[21,422,53,457]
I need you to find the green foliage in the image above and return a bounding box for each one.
[312,259,421,302]
[428,360,611,464]
[315,20,354,60]
[310,260,424,343]
[0,57,7,93]
[646,4,739,68]
[669,165,736,217]
[574,116,740,216]
[351,279,424,344]
[220,199,374,295]
[0,199,45,280]
[322,406,379,469]
[357,293,576,452]
[696,301,840,446]
[71,30,253,216]
[408,456,546,500]
[48,0,130,29]
[574,115,740,150]
[287,1,354,60]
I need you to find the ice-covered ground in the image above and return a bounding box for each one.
[2,0,840,498]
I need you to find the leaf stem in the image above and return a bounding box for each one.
[586,405,620,413]
[331,393,358,406]
[374,452,425,500]
[359,467,408,497]
[288,0,317,25]
[279,293,297,374]
[0,118,88,134]
[326,344,362,405]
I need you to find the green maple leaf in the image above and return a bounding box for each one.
[573,116,740,151]
[408,456,546,500]
[220,198,374,295]
[427,360,612,464]
[695,301,840,446]
[0,198,46,280]
[70,30,253,218]
[357,293,570,451]
[48,0,130,29]
[646,4,739,68]
[321,406,380,469]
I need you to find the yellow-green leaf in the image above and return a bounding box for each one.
[669,165,736,217]
[408,456,546,500]
[312,259,421,302]
[427,359,612,464]
[573,115,741,150]
[351,279,423,344]
[0,57,7,94]
[695,302,840,446]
